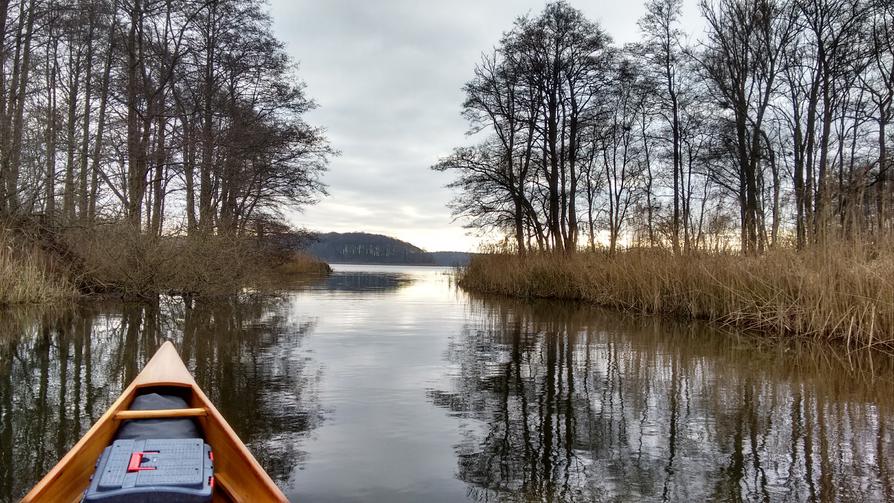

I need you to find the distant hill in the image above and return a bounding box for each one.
[305,232,472,266]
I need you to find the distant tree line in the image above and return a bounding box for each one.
[305,232,474,266]
[308,232,437,265]
[0,0,331,236]
[434,0,894,255]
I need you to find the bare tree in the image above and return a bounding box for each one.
[696,0,797,253]
[0,0,330,237]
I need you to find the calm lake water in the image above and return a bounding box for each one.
[2,264,894,502]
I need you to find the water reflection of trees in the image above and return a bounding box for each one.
[314,271,416,292]
[0,295,322,502]
[431,295,894,502]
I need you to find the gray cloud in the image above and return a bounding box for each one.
[271,0,703,252]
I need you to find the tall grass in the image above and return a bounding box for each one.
[271,251,332,276]
[0,220,332,303]
[459,248,894,348]
[65,225,256,296]
[65,224,331,297]
[0,230,75,305]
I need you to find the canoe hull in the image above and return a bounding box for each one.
[22,341,288,503]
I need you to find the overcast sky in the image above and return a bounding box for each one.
[270,0,702,252]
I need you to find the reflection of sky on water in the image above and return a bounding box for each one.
[286,265,468,502]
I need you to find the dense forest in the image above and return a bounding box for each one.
[435,0,894,255]
[0,0,330,235]
[308,232,435,265]
[307,232,472,266]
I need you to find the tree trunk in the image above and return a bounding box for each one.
[88,1,118,224]
[126,0,145,227]
[879,115,888,237]
[0,0,11,207]
[199,2,218,233]
[2,0,36,213]
[45,29,59,221]
[815,73,834,244]
[78,11,96,223]
[791,90,806,248]
[184,116,197,234]
[670,85,681,254]
[62,48,82,222]
[150,117,166,236]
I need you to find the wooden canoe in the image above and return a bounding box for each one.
[22,341,289,503]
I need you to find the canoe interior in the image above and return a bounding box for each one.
[22,341,287,503]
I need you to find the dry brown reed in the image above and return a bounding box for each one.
[272,251,332,276]
[458,247,894,348]
[64,224,331,297]
[0,218,334,303]
[0,229,75,305]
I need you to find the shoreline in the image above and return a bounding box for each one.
[0,225,332,306]
[457,250,894,349]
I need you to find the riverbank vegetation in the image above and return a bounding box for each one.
[272,251,333,277]
[460,248,894,347]
[0,222,330,304]
[0,230,74,305]
[437,0,894,343]
[0,0,332,303]
[436,0,894,254]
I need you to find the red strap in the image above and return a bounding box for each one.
[127,452,157,472]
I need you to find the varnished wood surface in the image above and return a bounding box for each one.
[114,407,208,420]
[22,341,289,503]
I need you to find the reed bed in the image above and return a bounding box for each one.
[272,251,332,276]
[458,248,894,348]
[0,221,333,303]
[65,224,331,297]
[0,231,75,305]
